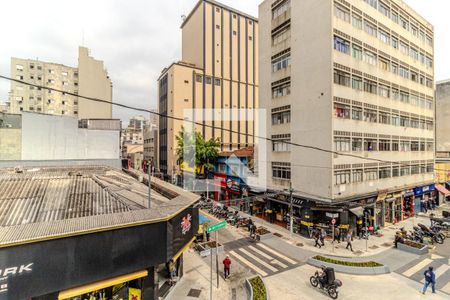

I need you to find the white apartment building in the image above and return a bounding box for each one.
[260,0,435,229]
[8,47,112,119]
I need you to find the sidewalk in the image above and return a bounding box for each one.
[203,202,449,259]
[167,247,252,300]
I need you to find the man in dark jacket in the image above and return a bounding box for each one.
[422,266,436,294]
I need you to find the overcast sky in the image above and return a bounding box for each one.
[0,0,448,122]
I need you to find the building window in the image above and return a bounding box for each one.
[272,81,290,98]
[364,0,378,9]
[378,85,390,98]
[410,118,420,128]
[364,139,377,151]
[272,162,291,179]
[195,74,203,83]
[206,77,212,84]
[352,45,363,60]
[392,140,399,151]
[378,1,390,17]
[272,0,290,19]
[400,41,409,55]
[216,25,220,29]
[334,70,350,87]
[352,14,362,29]
[379,167,391,179]
[364,169,378,181]
[352,138,362,151]
[334,103,350,119]
[363,79,377,94]
[400,166,410,176]
[379,58,389,71]
[363,50,377,65]
[335,170,351,185]
[425,56,433,68]
[214,78,221,86]
[379,112,390,124]
[410,48,419,60]
[392,166,400,177]
[399,141,410,151]
[379,140,391,151]
[334,36,350,54]
[392,37,398,49]
[334,137,351,152]
[352,106,362,120]
[334,4,350,23]
[352,76,363,90]
[426,35,433,47]
[364,20,377,37]
[271,106,291,125]
[378,29,390,44]
[411,141,420,151]
[272,25,290,45]
[399,91,409,103]
[400,17,409,31]
[411,165,420,175]
[233,30,237,36]
[273,140,291,152]
[272,51,291,72]
[353,169,363,182]
[16,65,24,71]
[400,115,410,127]
[391,62,398,75]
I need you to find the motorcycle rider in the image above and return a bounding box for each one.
[318,266,328,288]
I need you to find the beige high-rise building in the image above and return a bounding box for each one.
[158,0,258,176]
[8,47,112,119]
[260,0,435,228]
[436,79,450,161]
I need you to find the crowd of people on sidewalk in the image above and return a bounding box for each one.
[312,227,356,252]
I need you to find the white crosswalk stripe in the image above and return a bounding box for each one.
[402,258,433,277]
[239,248,279,272]
[441,280,450,294]
[420,264,450,283]
[255,243,297,264]
[229,250,268,277]
[248,245,288,268]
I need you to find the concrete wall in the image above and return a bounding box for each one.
[20,112,119,161]
[436,80,450,154]
[77,47,113,119]
[0,129,21,160]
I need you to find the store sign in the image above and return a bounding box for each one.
[0,263,33,277]
[181,214,192,235]
[326,213,339,218]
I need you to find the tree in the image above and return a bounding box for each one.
[175,127,220,176]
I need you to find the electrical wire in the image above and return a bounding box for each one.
[0,75,447,176]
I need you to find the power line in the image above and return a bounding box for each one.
[0,75,447,175]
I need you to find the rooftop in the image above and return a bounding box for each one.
[0,166,199,247]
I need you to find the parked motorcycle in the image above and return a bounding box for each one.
[310,266,342,299]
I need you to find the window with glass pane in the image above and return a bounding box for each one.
[392,140,399,151]
[379,30,390,44]
[379,167,391,179]
[352,138,362,151]
[391,11,398,23]
[400,42,409,55]
[334,36,350,54]
[378,85,390,98]
[400,166,410,176]
[334,4,350,22]
[272,110,291,125]
[352,14,362,29]
[334,70,350,87]
[334,103,350,118]
[379,140,391,151]
[392,166,400,177]
[378,1,390,17]
[400,115,409,127]
[410,48,419,60]
[391,37,398,49]
[379,112,390,124]
[364,109,377,122]
[364,0,378,9]
[352,76,363,90]
[399,91,409,103]
[364,21,377,37]
[353,169,363,183]
[400,17,409,30]
[364,169,378,180]
[272,0,290,19]
[335,171,351,185]
[273,140,291,152]
[272,52,291,72]
[391,63,398,74]
[272,82,290,98]
[410,118,419,128]
[352,107,362,120]
[334,137,351,152]
[272,26,290,46]
[272,162,291,179]
[379,58,389,71]
[352,45,363,60]
[363,80,377,94]
[363,50,377,65]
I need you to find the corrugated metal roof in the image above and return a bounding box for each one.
[0,166,199,246]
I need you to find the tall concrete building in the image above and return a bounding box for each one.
[259,0,435,230]
[157,0,258,176]
[144,123,159,172]
[8,47,112,119]
[436,79,450,161]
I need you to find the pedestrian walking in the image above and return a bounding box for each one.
[223,255,232,279]
[168,259,177,286]
[314,230,322,248]
[346,232,354,252]
[333,227,340,243]
[422,266,436,294]
[320,228,326,246]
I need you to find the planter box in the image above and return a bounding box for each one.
[245,275,269,300]
[197,241,224,257]
[307,258,390,275]
[256,232,274,241]
[397,242,428,255]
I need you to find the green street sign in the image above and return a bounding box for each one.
[207,221,227,233]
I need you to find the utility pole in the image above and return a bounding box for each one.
[148,160,151,209]
[289,181,293,237]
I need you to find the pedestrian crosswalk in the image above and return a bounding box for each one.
[227,242,299,277]
[398,255,450,295]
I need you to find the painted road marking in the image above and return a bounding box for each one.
[239,248,279,272]
[431,254,444,260]
[420,264,450,283]
[256,243,297,264]
[248,246,288,268]
[402,258,433,277]
[441,280,450,294]
[229,250,268,277]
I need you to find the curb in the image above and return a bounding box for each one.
[245,275,270,300]
[307,257,390,275]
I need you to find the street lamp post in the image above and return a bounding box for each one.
[289,181,293,237]
[148,160,151,209]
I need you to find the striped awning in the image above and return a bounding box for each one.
[435,184,450,197]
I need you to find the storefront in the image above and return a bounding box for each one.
[435,183,450,204]
[403,189,415,218]
[384,192,403,224]
[375,193,387,228]
[414,184,436,212]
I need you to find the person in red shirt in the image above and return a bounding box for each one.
[223,255,232,279]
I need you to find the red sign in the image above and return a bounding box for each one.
[331,218,336,225]
[181,214,192,235]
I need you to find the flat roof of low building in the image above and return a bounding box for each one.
[0,166,199,247]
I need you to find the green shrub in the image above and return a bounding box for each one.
[249,276,267,300]
[313,255,383,267]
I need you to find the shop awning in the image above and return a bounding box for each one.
[58,270,148,299]
[349,206,364,218]
[435,184,450,197]
[173,236,196,261]
[376,193,387,202]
